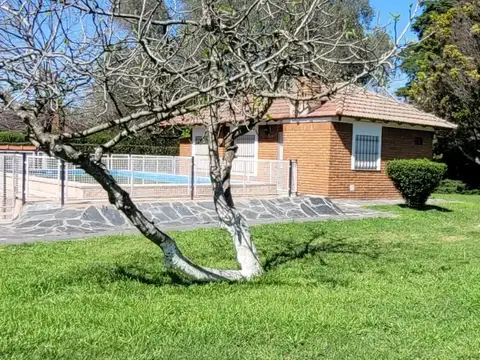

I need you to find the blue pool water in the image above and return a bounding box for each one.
[30,169,212,184]
[112,169,212,184]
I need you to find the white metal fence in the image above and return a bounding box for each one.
[0,153,23,222]
[0,153,298,216]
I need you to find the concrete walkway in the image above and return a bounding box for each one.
[0,197,394,244]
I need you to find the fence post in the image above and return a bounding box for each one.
[22,153,27,205]
[190,156,195,200]
[13,154,17,197]
[64,162,69,203]
[269,161,273,185]
[142,156,145,185]
[293,160,298,196]
[2,155,6,216]
[60,160,66,206]
[243,160,247,194]
[288,159,293,197]
[24,153,29,202]
[129,154,134,196]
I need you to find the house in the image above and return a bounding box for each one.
[178,85,456,199]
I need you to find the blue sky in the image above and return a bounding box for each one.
[370,0,422,90]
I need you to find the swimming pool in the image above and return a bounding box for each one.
[30,169,212,184]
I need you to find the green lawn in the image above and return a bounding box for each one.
[1,195,480,359]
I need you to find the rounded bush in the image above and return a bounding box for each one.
[386,159,447,208]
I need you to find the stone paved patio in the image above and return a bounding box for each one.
[0,197,393,244]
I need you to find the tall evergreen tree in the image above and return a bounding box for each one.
[398,0,480,187]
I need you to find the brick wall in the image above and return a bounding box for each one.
[180,121,434,200]
[327,122,433,199]
[283,122,331,195]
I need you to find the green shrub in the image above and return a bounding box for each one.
[0,130,179,155]
[436,179,480,195]
[0,131,27,144]
[72,132,180,156]
[386,159,447,208]
[436,179,468,194]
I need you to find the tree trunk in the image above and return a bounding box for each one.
[53,144,250,282]
[206,122,263,279]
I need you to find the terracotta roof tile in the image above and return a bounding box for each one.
[305,85,456,129]
[170,98,292,126]
[169,84,456,129]
[0,110,25,131]
[266,99,291,119]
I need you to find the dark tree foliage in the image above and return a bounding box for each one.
[397,0,458,97]
[398,0,480,187]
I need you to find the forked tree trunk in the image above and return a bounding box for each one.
[53,142,262,281]
[206,122,263,278]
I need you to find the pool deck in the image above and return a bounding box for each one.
[0,197,395,244]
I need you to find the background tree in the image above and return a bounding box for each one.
[0,0,417,282]
[398,0,480,187]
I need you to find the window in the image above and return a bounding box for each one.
[352,123,382,171]
[414,137,423,145]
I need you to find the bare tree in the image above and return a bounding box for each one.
[0,0,419,281]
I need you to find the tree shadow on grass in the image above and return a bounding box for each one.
[263,231,379,272]
[398,204,452,213]
[111,265,210,287]
[81,230,380,287]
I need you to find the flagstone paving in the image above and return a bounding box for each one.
[0,197,393,244]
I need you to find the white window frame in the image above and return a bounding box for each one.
[351,122,382,171]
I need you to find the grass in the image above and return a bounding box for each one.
[1,194,480,359]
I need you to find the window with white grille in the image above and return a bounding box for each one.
[351,123,382,171]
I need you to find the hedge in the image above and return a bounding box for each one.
[386,159,447,208]
[0,131,179,156]
[436,179,480,195]
[0,131,27,144]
